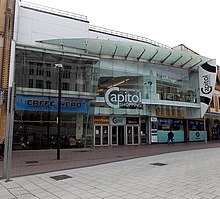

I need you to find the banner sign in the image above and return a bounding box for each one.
[199,60,217,117]
[15,95,87,113]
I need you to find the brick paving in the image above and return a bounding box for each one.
[0,142,220,198]
[0,141,220,178]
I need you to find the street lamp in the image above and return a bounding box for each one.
[148,81,152,145]
[55,64,63,160]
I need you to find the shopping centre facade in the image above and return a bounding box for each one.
[0,0,217,148]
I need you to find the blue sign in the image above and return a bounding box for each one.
[15,95,88,113]
[189,131,205,141]
[157,130,184,143]
[158,118,183,125]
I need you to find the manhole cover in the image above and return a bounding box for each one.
[150,162,167,166]
[50,174,72,181]
[26,161,39,164]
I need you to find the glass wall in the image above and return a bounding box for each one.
[95,59,200,118]
[13,49,99,149]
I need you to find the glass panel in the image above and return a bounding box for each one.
[112,126,117,145]
[141,118,146,143]
[127,126,132,144]
[133,126,139,144]
[102,126,109,145]
[95,126,101,145]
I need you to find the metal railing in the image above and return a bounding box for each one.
[89,25,171,49]
[21,1,88,21]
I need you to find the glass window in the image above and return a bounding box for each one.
[46,81,51,89]
[36,68,44,76]
[46,70,51,77]
[29,79,33,88]
[62,82,70,91]
[29,68,34,75]
[36,80,44,89]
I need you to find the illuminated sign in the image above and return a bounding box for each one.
[104,87,142,109]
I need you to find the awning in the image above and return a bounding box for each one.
[39,38,213,70]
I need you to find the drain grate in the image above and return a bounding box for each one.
[26,161,39,164]
[150,162,167,166]
[50,174,72,181]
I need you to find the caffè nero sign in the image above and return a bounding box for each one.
[104,87,143,109]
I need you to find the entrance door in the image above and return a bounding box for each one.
[118,126,125,145]
[126,126,139,145]
[111,126,118,145]
[94,126,109,146]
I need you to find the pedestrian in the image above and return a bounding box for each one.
[167,130,174,144]
[0,138,4,160]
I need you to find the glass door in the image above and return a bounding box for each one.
[133,126,139,144]
[126,126,140,145]
[102,126,109,145]
[94,126,109,146]
[111,126,118,145]
[127,126,133,144]
[94,126,101,146]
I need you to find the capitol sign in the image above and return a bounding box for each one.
[104,87,142,109]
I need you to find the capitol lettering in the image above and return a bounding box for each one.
[201,75,212,95]
[104,87,142,109]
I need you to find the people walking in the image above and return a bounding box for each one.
[167,130,174,144]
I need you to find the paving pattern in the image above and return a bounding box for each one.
[1,147,220,199]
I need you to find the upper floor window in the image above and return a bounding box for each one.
[36,79,44,89]
[46,81,51,89]
[36,68,44,76]
[62,82,70,91]
[29,79,33,88]
[46,70,51,77]
[29,68,34,75]
[62,68,70,79]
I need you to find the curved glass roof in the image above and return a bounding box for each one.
[39,38,213,70]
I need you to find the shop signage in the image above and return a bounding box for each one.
[15,95,87,113]
[94,116,109,124]
[104,87,142,109]
[126,117,139,124]
[110,116,126,125]
[189,131,205,141]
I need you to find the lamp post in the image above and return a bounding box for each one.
[148,81,152,145]
[55,64,63,160]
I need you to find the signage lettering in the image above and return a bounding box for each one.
[27,99,81,108]
[201,75,212,94]
[104,87,142,109]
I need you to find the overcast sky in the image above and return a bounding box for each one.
[23,0,219,65]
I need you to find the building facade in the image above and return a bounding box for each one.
[0,0,217,148]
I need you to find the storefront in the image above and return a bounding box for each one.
[1,1,216,148]
[94,116,141,146]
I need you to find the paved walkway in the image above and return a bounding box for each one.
[1,146,220,198]
[1,141,220,178]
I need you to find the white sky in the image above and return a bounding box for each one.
[24,0,219,65]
